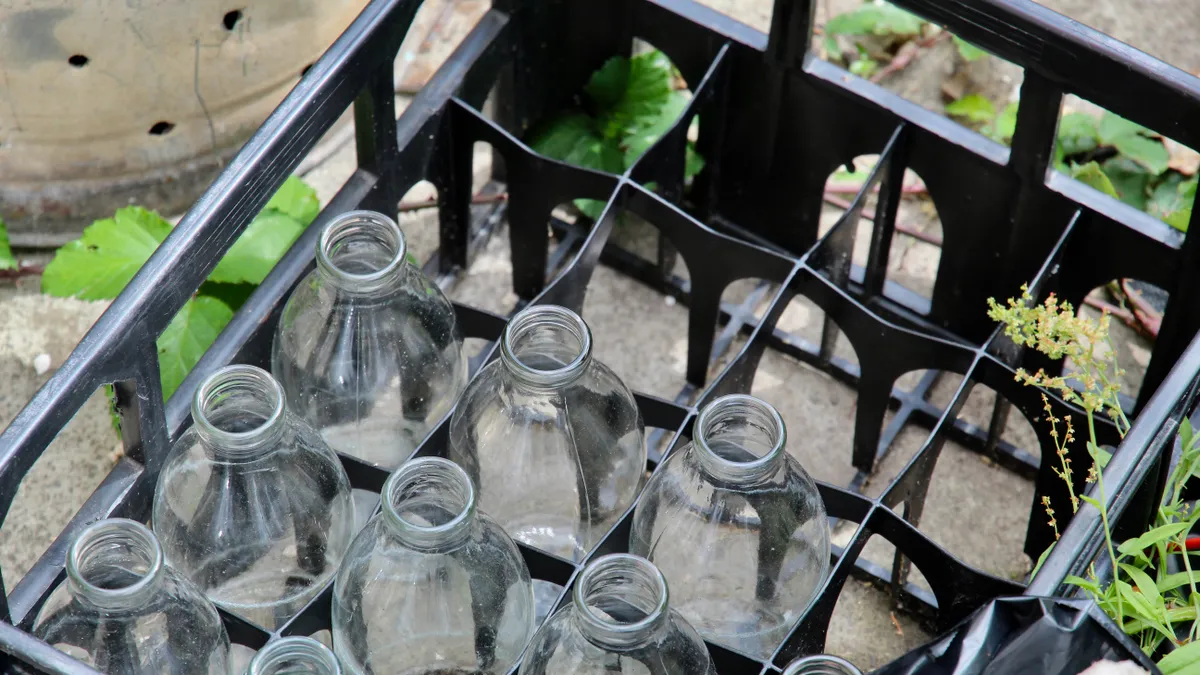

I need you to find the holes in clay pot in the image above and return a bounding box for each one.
[68,54,89,68]
[223,9,244,31]
[148,121,176,136]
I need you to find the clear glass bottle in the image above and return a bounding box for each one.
[152,364,356,630]
[783,655,863,675]
[447,304,645,561]
[332,456,535,674]
[249,637,342,675]
[33,518,231,674]
[272,209,468,469]
[518,553,716,675]
[629,394,831,659]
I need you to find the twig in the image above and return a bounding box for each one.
[822,194,943,246]
[0,264,45,280]
[1083,296,1144,336]
[398,193,508,213]
[889,611,905,636]
[825,182,927,195]
[1119,278,1163,340]
[870,31,949,84]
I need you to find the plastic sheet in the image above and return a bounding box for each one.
[873,597,1155,674]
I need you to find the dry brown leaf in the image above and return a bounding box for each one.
[1165,137,1200,175]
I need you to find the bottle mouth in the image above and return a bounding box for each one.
[500,304,592,387]
[249,637,342,675]
[66,518,163,605]
[382,457,476,550]
[694,394,786,481]
[572,554,668,648]
[782,655,863,675]
[192,365,286,453]
[315,210,407,289]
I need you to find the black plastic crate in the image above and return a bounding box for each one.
[4,0,1200,672]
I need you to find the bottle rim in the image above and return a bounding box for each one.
[500,304,593,387]
[249,636,341,675]
[66,518,164,606]
[693,394,787,481]
[315,210,408,289]
[782,654,863,675]
[192,364,286,454]
[382,457,477,550]
[572,553,669,647]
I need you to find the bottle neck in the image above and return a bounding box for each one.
[249,637,341,675]
[66,519,165,612]
[693,394,786,484]
[192,365,287,459]
[315,209,410,297]
[499,304,593,390]
[382,457,476,552]
[572,554,669,650]
[782,655,863,675]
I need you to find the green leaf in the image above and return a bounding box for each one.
[824,35,842,60]
[574,199,608,221]
[1115,579,1171,639]
[825,3,925,37]
[1156,571,1200,595]
[531,113,599,161]
[1057,113,1100,157]
[1120,563,1162,604]
[208,210,305,285]
[1102,156,1152,210]
[1181,177,1198,203]
[983,102,1018,144]
[1166,207,1193,232]
[1031,542,1055,578]
[849,56,879,78]
[41,206,173,300]
[622,90,691,168]
[264,176,320,226]
[1098,111,1152,145]
[1064,574,1103,595]
[1149,173,1188,219]
[584,56,631,109]
[0,217,16,271]
[1159,640,1200,674]
[1070,161,1120,199]
[1112,133,1170,175]
[945,94,996,124]
[157,296,234,402]
[1184,419,1196,453]
[1117,522,1191,556]
[596,51,674,140]
[685,143,706,181]
[1088,442,1112,469]
[952,36,987,61]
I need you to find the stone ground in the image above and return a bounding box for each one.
[0,0,1187,671]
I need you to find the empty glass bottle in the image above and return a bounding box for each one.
[629,394,830,659]
[783,655,863,675]
[448,304,645,561]
[152,364,356,630]
[272,209,468,469]
[518,553,716,675]
[332,457,535,674]
[33,518,230,674]
[250,637,342,675]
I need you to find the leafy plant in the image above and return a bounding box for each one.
[0,217,16,271]
[42,176,320,402]
[990,288,1200,668]
[949,96,1194,232]
[823,1,986,73]
[529,50,704,220]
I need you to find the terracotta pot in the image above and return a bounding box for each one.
[0,0,368,245]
